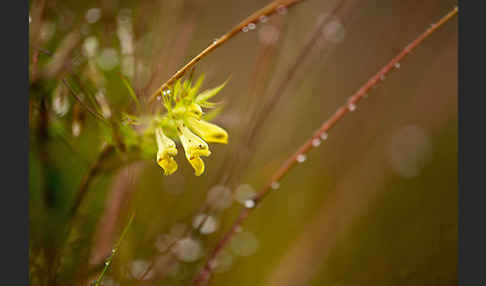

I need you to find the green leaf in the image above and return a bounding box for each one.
[195,78,229,104]
[121,76,141,110]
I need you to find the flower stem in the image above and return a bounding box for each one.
[148,0,308,103]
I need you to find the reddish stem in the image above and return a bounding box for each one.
[192,6,458,285]
[148,0,308,103]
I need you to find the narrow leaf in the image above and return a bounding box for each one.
[121,76,141,110]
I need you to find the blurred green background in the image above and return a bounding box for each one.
[29,0,457,285]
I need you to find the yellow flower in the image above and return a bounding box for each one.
[185,117,228,144]
[178,123,211,176]
[155,128,178,175]
[187,103,203,118]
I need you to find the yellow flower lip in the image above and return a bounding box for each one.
[185,117,228,144]
[155,128,178,175]
[187,156,205,176]
[178,122,211,176]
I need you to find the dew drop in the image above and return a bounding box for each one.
[206,185,232,210]
[192,214,218,235]
[323,20,346,44]
[259,15,268,23]
[155,234,173,253]
[82,36,99,58]
[394,62,401,68]
[52,90,70,117]
[277,5,287,15]
[230,231,259,257]
[242,26,249,33]
[105,261,110,266]
[112,249,116,253]
[320,132,328,140]
[270,181,280,190]
[297,154,307,163]
[130,260,153,280]
[234,184,256,206]
[258,25,280,45]
[167,89,171,94]
[156,95,161,101]
[85,8,101,24]
[312,138,321,147]
[97,48,119,71]
[208,259,218,270]
[348,103,356,111]
[172,238,203,263]
[248,23,256,30]
[72,121,81,137]
[387,125,432,179]
[212,250,234,273]
[244,200,255,208]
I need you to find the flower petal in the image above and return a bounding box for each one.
[178,123,211,157]
[186,154,205,176]
[157,156,178,175]
[186,117,228,144]
[155,128,178,175]
[178,123,211,176]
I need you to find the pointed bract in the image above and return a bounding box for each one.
[195,79,228,105]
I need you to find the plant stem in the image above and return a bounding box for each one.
[148,0,308,103]
[93,212,136,286]
[62,78,109,125]
[68,144,115,219]
[192,6,458,285]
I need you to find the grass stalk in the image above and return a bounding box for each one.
[148,0,308,103]
[93,212,136,286]
[192,6,458,285]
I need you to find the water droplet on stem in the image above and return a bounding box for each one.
[244,200,255,208]
[297,154,307,163]
[277,5,287,15]
[271,181,280,190]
